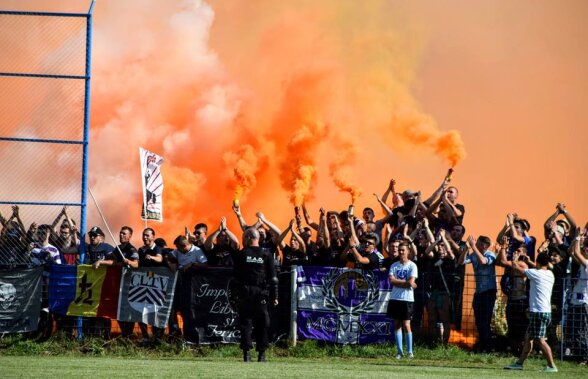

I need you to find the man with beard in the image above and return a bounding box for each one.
[233,228,278,362]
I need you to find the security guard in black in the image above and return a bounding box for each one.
[233,228,278,362]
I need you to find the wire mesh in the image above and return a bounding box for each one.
[0,6,90,267]
[0,14,86,76]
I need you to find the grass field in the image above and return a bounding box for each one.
[0,354,582,378]
[0,336,583,378]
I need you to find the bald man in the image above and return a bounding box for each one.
[232,228,279,363]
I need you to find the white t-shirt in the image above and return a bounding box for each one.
[524,268,554,313]
[171,245,207,269]
[571,264,588,305]
[389,260,418,302]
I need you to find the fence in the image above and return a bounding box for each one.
[1,263,586,362]
[0,2,94,266]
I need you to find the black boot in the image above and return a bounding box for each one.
[258,351,266,362]
[243,350,251,362]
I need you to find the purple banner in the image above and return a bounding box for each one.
[296,266,394,344]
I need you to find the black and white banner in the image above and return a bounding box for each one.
[140,147,164,221]
[0,267,43,333]
[117,267,177,328]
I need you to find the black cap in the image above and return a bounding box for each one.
[88,226,105,237]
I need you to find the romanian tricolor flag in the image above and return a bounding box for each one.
[48,264,122,318]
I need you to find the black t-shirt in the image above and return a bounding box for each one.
[358,250,384,270]
[83,242,114,264]
[282,245,308,269]
[138,244,163,267]
[430,256,456,293]
[207,244,237,267]
[111,242,139,263]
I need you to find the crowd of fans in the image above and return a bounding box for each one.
[0,171,587,364]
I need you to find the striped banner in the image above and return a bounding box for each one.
[48,265,121,318]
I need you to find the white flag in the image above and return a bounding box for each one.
[139,148,164,222]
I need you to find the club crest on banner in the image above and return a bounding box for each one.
[128,271,169,313]
[321,269,379,315]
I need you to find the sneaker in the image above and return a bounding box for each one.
[543,366,558,373]
[504,362,523,370]
[258,351,266,362]
[407,353,414,359]
[395,354,403,360]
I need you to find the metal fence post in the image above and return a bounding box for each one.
[289,265,298,346]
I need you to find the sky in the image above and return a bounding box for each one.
[0,0,586,244]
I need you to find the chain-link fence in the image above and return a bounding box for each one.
[0,2,94,269]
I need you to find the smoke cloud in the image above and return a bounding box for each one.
[0,0,466,238]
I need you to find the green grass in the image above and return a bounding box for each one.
[0,336,583,378]
[0,355,581,378]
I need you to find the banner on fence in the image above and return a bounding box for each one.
[180,268,240,344]
[49,265,122,318]
[0,267,43,333]
[117,267,177,328]
[297,266,394,344]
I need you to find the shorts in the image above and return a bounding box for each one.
[527,312,551,339]
[386,299,414,321]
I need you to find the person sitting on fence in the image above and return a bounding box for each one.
[277,219,307,269]
[504,253,558,372]
[203,217,240,267]
[426,229,456,345]
[497,236,531,355]
[568,226,588,365]
[387,241,418,359]
[459,235,496,353]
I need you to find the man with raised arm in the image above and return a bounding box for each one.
[203,217,240,267]
[504,253,558,372]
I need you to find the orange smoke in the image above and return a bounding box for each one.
[329,136,362,204]
[387,108,467,167]
[279,122,326,206]
[1,0,467,241]
[223,144,262,202]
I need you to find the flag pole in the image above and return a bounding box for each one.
[88,187,124,259]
